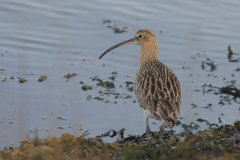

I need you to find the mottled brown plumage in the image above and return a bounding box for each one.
[99,29,181,143]
[135,59,181,128]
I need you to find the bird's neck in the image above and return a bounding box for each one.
[139,42,159,66]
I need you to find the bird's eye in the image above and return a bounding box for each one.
[138,35,143,39]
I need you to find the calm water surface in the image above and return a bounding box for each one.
[0,0,240,147]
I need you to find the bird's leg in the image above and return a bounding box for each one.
[159,123,165,141]
[146,116,150,144]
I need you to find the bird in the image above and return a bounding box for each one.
[99,29,181,143]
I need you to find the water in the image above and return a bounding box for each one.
[0,0,240,148]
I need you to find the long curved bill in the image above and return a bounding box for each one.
[99,38,134,59]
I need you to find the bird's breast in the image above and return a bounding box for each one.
[134,60,181,125]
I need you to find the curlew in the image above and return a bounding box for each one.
[99,29,181,143]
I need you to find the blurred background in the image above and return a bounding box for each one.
[0,0,240,148]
